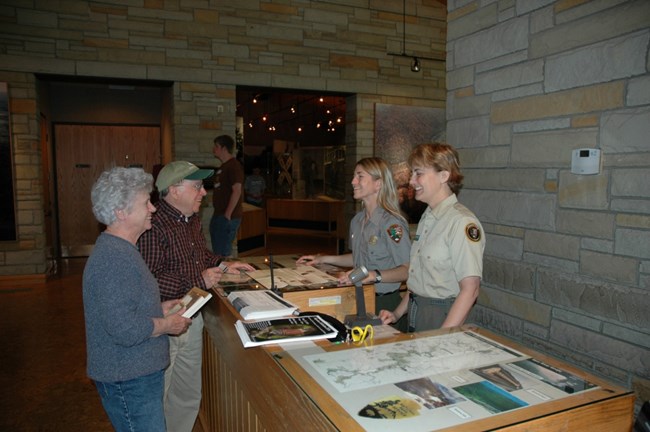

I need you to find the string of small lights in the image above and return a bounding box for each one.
[241,94,345,134]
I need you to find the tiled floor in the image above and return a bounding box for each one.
[0,233,336,431]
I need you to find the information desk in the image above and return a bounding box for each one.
[214,254,375,323]
[198,293,634,431]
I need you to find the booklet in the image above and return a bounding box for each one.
[227,289,299,320]
[246,265,339,289]
[235,314,339,348]
[166,287,213,318]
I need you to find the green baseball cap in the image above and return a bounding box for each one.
[155,161,214,191]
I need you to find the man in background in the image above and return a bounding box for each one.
[138,160,252,431]
[210,134,244,256]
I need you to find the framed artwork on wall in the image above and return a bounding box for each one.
[0,82,17,241]
[374,103,446,224]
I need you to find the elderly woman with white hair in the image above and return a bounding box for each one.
[83,167,191,432]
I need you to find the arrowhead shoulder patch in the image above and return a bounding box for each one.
[387,224,404,243]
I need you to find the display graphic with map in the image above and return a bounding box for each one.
[287,331,599,432]
[305,331,524,393]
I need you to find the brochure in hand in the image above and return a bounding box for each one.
[165,287,213,318]
[235,314,339,348]
[227,289,299,320]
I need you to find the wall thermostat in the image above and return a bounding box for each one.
[571,148,601,175]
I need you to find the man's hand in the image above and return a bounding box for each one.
[202,267,224,288]
[224,261,255,273]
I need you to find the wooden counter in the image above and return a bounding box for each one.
[274,329,635,432]
[199,291,338,432]
[197,262,634,432]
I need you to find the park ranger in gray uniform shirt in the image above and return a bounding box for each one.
[297,157,411,323]
[349,206,410,296]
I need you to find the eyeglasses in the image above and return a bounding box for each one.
[174,181,204,191]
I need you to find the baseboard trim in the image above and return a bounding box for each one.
[0,273,47,288]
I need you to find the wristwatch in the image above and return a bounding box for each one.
[374,269,382,283]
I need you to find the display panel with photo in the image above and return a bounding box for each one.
[374,103,445,223]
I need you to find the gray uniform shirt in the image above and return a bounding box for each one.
[349,207,411,295]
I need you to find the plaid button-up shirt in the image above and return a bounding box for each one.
[138,199,222,301]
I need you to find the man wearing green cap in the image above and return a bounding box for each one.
[138,160,253,432]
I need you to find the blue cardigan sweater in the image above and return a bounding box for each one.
[83,233,169,382]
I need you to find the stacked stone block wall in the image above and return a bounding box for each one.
[447,0,650,408]
[0,1,446,275]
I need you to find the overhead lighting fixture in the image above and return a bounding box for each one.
[387,0,444,73]
[411,57,420,72]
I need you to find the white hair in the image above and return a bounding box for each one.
[91,167,153,226]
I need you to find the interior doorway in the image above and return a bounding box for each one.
[36,75,172,260]
[54,124,161,257]
[236,86,351,200]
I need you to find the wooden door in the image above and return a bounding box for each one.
[55,124,161,257]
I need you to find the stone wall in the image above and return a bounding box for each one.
[447,0,649,408]
[0,1,446,275]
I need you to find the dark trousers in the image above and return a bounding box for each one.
[407,292,456,333]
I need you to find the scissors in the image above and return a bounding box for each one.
[350,324,374,343]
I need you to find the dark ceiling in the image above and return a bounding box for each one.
[236,86,349,149]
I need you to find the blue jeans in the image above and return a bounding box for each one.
[95,370,166,432]
[209,214,241,256]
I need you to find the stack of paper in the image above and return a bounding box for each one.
[227,290,299,320]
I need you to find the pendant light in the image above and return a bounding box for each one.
[387,0,444,73]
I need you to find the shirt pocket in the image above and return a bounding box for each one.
[422,244,455,282]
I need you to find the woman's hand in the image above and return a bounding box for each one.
[296,255,321,266]
[152,302,192,337]
[378,309,397,325]
[164,311,192,336]
[378,292,409,326]
[161,299,182,316]
[339,268,378,286]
